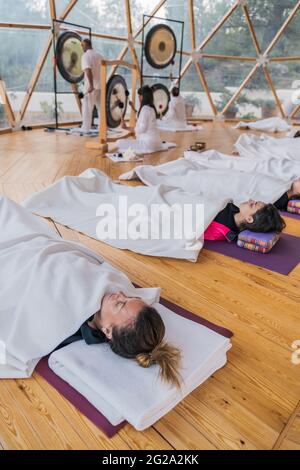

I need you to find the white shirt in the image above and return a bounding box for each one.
[135,105,159,138]
[165,95,187,123]
[81,49,103,90]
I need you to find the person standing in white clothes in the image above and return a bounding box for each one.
[81,39,103,133]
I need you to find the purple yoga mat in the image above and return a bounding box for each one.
[205,233,300,275]
[36,299,233,438]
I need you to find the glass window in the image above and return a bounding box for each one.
[0,0,50,24]
[67,0,128,37]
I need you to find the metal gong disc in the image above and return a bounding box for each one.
[145,24,177,69]
[106,75,129,128]
[56,31,84,84]
[152,83,170,116]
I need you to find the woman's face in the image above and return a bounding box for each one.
[239,199,266,223]
[292,177,300,195]
[95,291,147,339]
[138,94,143,104]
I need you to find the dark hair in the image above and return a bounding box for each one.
[239,204,286,233]
[138,85,158,117]
[82,38,92,48]
[171,87,180,97]
[109,306,182,388]
[290,194,300,201]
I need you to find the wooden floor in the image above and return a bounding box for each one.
[0,122,299,450]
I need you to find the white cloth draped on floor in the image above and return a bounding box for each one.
[0,197,160,378]
[234,117,291,133]
[120,152,292,208]
[23,169,229,261]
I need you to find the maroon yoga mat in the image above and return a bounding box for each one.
[36,299,233,438]
[204,233,300,275]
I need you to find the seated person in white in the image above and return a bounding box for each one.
[117,85,163,154]
[161,87,187,128]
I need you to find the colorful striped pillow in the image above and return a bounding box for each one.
[237,230,281,253]
[288,199,300,214]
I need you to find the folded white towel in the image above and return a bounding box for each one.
[234,117,291,133]
[49,303,231,431]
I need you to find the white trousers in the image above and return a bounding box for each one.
[81,90,101,132]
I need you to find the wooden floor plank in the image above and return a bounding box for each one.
[274,401,300,450]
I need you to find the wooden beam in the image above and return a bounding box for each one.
[188,0,217,116]
[17,0,78,123]
[263,65,285,118]
[0,22,51,30]
[242,4,261,55]
[49,0,57,20]
[100,62,108,144]
[194,62,218,116]
[130,63,138,127]
[102,60,137,69]
[200,53,256,62]
[175,57,192,83]
[290,102,300,119]
[264,0,300,56]
[221,64,259,115]
[125,0,141,83]
[269,56,300,62]
[188,0,197,50]
[0,80,16,127]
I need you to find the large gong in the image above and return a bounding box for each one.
[106,75,129,128]
[145,24,177,69]
[56,31,84,84]
[152,83,170,116]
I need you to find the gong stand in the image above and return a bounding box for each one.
[86,59,138,153]
[47,19,92,131]
[141,15,184,89]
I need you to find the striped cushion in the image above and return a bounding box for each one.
[288,199,300,214]
[238,230,280,253]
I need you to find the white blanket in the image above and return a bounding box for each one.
[0,197,160,378]
[49,302,231,430]
[23,169,229,262]
[235,133,300,163]
[120,153,291,208]
[116,139,177,154]
[234,117,291,133]
[157,122,203,132]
